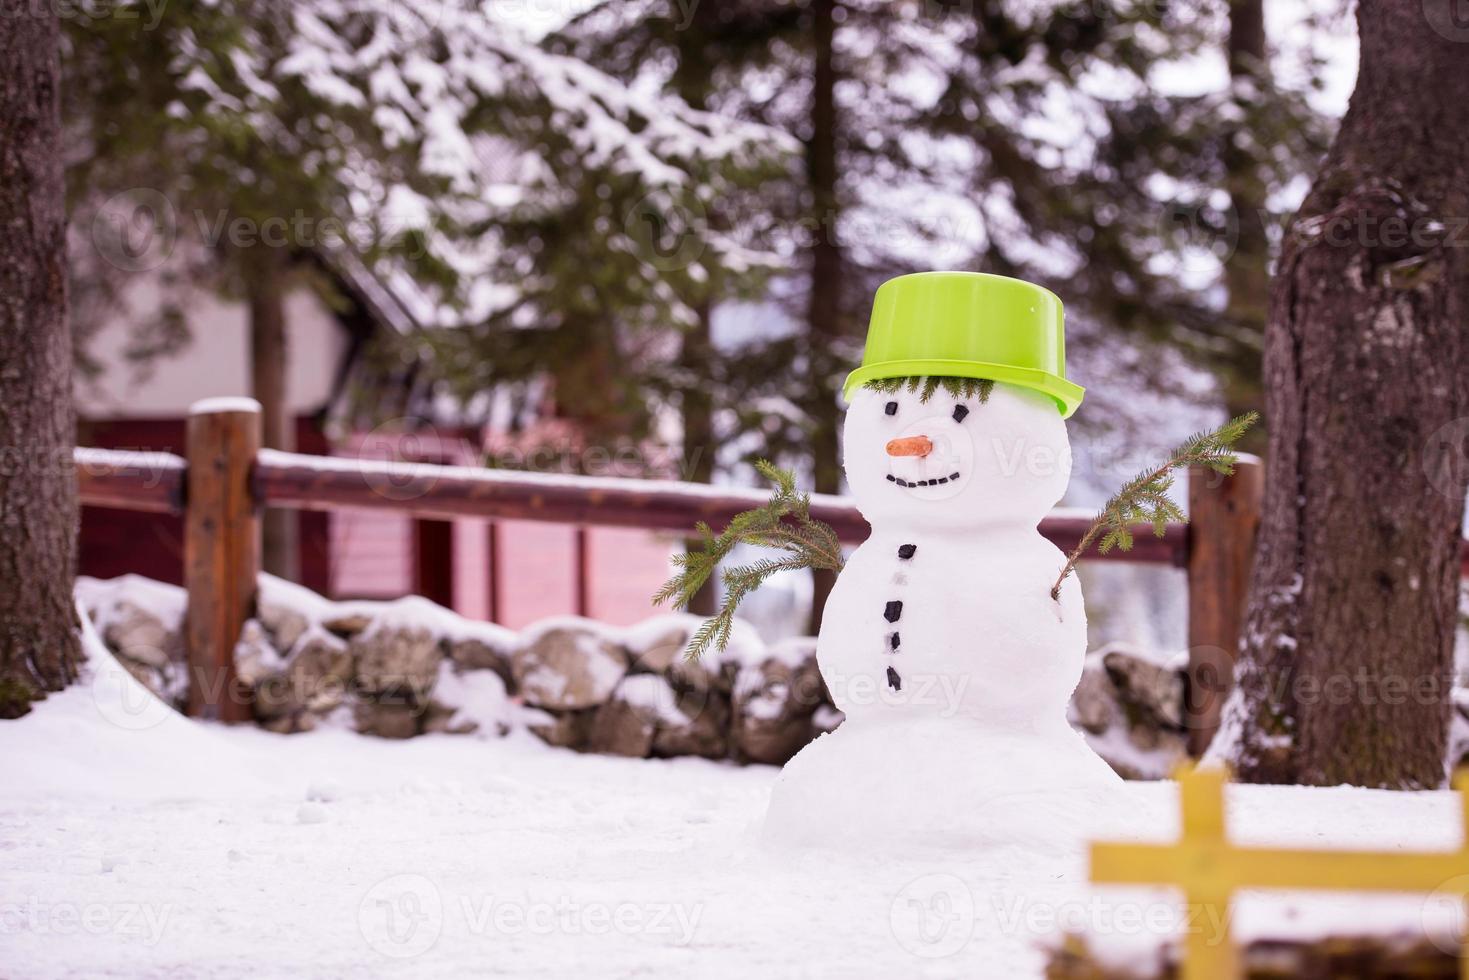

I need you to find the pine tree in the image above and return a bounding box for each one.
[65,1,791,489]
[557,0,1324,625]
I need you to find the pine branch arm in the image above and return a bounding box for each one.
[1049,412,1257,602]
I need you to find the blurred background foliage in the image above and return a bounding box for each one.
[61,0,1351,636]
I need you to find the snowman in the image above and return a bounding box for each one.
[761,271,1124,852]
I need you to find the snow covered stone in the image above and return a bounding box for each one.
[351,623,442,700]
[254,629,354,722]
[352,699,424,740]
[1068,658,1116,735]
[425,661,514,737]
[445,627,517,692]
[99,599,181,669]
[1100,646,1185,730]
[587,678,662,758]
[233,620,286,690]
[258,598,311,655]
[513,619,630,711]
[651,692,731,761]
[76,577,189,707]
[733,639,825,765]
[1066,650,1188,780]
[323,611,377,637]
[620,616,694,675]
[525,708,595,750]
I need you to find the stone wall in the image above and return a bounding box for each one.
[81,574,1468,775]
[76,574,841,765]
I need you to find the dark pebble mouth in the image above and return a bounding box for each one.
[886,471,961,489]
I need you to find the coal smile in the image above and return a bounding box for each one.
[885,471,960,489]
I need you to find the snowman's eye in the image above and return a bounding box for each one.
[884,401,898,416]
[952,404,970,423]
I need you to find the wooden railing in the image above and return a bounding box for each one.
[74,402,1469,746]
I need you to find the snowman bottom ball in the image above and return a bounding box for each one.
[760,714,1124,854]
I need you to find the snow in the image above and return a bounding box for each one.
[76,574,187,636]
[72,447,186,477]
[257,448,853,513]
[188,396,262,415]
[429,660,516,734]
[616,673,690,727]
[1,620,1463,977]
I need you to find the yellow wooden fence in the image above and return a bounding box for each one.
[1091,765,1469,980]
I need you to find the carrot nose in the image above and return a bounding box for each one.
[886,435,933,458]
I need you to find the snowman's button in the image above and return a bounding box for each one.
[889,632,900,651]
[886,667,902,691]
[883,600,903,623]
[898,544,916,559]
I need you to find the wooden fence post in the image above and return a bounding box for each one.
[184,399,261,722]
[1186,454,1263,755]
[414,516,455,609]
[486,521,502,623]
[573,526,591,617]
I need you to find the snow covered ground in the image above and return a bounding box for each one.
[2,625,1462,978]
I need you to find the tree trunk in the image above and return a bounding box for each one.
[673,9,720,617]
[1221,0,1270,454]
[1212,1,1469,788]
[0,3,82,717]
[244,244,296,580]
[805,0,843,635]
[679,301,719,616]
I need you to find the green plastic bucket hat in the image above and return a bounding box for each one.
[843,271,1083,418]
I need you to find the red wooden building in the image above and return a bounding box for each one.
[75,263,673,628]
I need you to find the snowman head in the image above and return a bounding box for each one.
[843,377,1072,531]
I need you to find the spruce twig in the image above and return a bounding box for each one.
[652,460,845,660]
[1049,412,1258,601]
[864,376,995,403]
